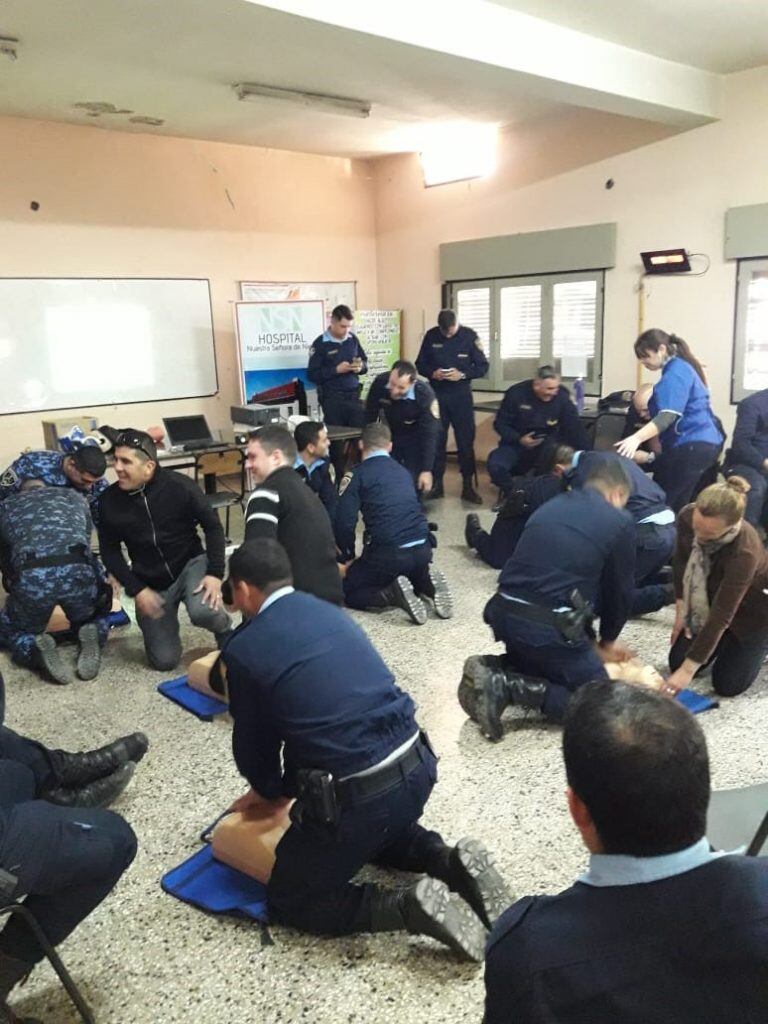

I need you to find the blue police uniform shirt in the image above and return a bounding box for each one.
[493,380,591,450]
[334,451,429,561]
[567,450,671,524]
[222,589,418,799]
[728,388,768,472]
[365,373,440,473]
[415,325,489,392]
[649,356,722,448]
[293,455,337,518]
[0,450,107,525]
[498,488,636,642]
[306,329,368,396]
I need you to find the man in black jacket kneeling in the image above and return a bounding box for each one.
[98,430,231,671]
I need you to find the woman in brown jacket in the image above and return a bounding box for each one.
[668,476,768,696]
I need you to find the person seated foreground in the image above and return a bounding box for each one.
[484,680,768,1024]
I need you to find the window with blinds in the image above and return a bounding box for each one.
[448,270,604,393]
[733,258,768,402]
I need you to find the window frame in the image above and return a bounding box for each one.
[732,256,768,404]
[448,269,605,394]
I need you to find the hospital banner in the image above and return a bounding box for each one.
[355,310,402,398]
[234,299,325,404]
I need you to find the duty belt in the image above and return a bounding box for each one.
[498,588,593,643]
[335,732,431,804]
[20,545,92,571]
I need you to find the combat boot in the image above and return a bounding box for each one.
[426,480,444,500]
[423,839,512,930]
[47,732,148,790]
[75,623,101,680]
[461,477,483,505]
[32,635,71,686]
[379,576,427,625]
[0,952,41,1024]
[459,655,548,742]
[369,877,487,962]
[45,761,135,809]
[465,513,482,550]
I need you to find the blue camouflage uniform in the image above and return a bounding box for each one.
[566,450,675,616]
[648,356,723,511]
[222,588,443,934]
[415,326,489,485]
[723,388,768,526]
[293,455,337,521]
[487,380,591,492]
[484,488,635,722]
[335,452,432,608]
[0,489,110,665]
[307,329,368,427]
[0,450,108,526]
[365,373,440,483]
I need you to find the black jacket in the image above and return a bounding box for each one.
[98,468,226,596]
[244,465,343,605]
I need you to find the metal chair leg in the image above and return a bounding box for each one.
[0,904,95,1024]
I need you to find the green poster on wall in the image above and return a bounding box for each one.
[354,310,402,398]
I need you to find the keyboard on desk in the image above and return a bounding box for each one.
[182,439,220,451]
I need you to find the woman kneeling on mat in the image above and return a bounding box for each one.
[667,477,768,698]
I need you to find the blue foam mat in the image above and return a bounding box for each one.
[676,689,719,714]
[161,844,268,923]
[157,676,228,720]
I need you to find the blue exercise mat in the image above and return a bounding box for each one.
[676,689,719,714]
[157,676,228,721]
[161,844,269,923]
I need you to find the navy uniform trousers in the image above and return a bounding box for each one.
[484,594,608,723]
[433,390,477,484]
[653,442,721,513]
[631,522,676,616]
[269,746,445,934]
[343,542,432,609]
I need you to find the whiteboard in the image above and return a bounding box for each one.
[0,278,218,414]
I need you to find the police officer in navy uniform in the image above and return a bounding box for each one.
[465,450,570,570]
[459,458,636,741]
[0,446,108,526]
[0,481,112,685]
[723,387,768,528]
[365,360,440,493]
[307,304,368,428]
[293,421,337,521]
[335,423,452,624]
[561,449,675,616]
[220,540,510,961]
[487,366,591,495]
[416,310,488,504]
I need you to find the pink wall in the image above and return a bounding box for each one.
[0,116,377,462]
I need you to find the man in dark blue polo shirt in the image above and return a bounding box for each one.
[307,304,367,428]
[220,540,510,961]
[487,366,590,495]
[293,420,337,520]
[484,680,768,1024]
[724,387,768,528]
[416,310,488,504]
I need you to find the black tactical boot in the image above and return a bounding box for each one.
[419,566,453,620]
[369,878,487,962]
[32,635,71,686]
[426,480,444,500]
[461,478,483,505]
[379,576,427,625]
[465,513,482,550]
[75,622,101,681]
[459,655,548,742]
[0,952,41,1024]
[48,732,148,790]
[45,761,135,809]
[424,839,512,930]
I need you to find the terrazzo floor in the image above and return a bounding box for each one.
[3,466,767,1023]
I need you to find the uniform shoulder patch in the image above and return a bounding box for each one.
[475,338,485,351]
[0,466,18,489]
[338,471,354,496]
[328,464,337,485]
[430,399,440,419]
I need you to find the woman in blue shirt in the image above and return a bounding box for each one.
[616,329,723,511]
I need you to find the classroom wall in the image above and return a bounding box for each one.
[0,115,377,463]
[372,65,768,455]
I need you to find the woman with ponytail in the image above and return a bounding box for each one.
[615,329,723,511]
[665,476,768,697]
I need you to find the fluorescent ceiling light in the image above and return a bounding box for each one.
[420,123,498,187]
[235,83,370,119]
[640,248,691,274]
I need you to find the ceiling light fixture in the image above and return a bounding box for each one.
[0,36,19,61]
[640,248,692,274]
[234,82,371,119]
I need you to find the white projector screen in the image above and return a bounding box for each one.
[0,278,218,414]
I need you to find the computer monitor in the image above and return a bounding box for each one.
[163,415,215,447]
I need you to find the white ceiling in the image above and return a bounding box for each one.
[489,0,768,74]
[0,0,763,158]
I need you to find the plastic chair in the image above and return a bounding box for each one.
[591,412,628,452]
[194,449,246,542]
[0,901,95,1023]
[707,781,768,857]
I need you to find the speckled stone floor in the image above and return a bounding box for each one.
[3,467,767,1023]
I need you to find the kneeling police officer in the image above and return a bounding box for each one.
[220,540,510,961]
